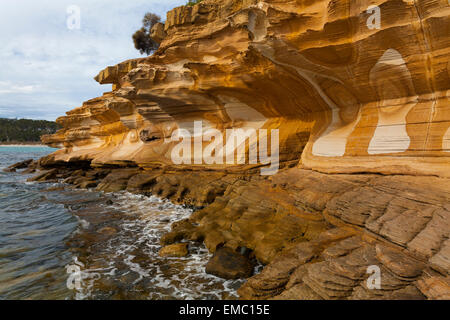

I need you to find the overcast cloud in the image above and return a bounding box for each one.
[0,0,186,120]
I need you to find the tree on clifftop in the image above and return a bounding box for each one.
[132,12,161,55]
[187,0,203,5]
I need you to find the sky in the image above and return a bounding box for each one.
[0,0,186,121]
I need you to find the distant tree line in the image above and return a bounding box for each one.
[0,118,60,143]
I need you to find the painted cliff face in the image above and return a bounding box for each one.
[295,0,450,177]
[367,49,417,155]
[444,59,450,152]
[42,0,450,177]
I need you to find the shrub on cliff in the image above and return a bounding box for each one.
[132,12,161,55]
[187,0,203,6]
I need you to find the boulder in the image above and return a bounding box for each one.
[27,168,59,182]
[205,247,254,280]
[95,169,140,192]
[159,243,189,257]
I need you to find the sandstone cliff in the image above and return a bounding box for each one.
[43,0,450,177]
[38,0,450,300]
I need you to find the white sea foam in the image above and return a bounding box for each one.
[71,191,258,300]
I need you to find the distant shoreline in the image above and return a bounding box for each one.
[0,143,47,147]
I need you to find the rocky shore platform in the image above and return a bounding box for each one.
[7,155,450,300]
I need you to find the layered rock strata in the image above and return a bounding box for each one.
[34,0,450,300]
[42,0,450,177]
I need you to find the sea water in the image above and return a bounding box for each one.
[0,146,245,300]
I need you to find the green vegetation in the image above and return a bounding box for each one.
[132,12,161,55]
[187,0,203,5]
[0,118,60,143]
[132,2,204,55]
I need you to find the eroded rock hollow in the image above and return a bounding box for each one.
[38,0,450,299]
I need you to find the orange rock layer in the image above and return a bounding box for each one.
[42,0,450,178]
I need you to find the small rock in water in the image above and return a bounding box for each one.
[160,231,184,246]
[205,247,254,280]
[98,227,117,235]
[22,168,36,174]
[27,168,58,182]
[159,243,189,257]
[3,159,33,172]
